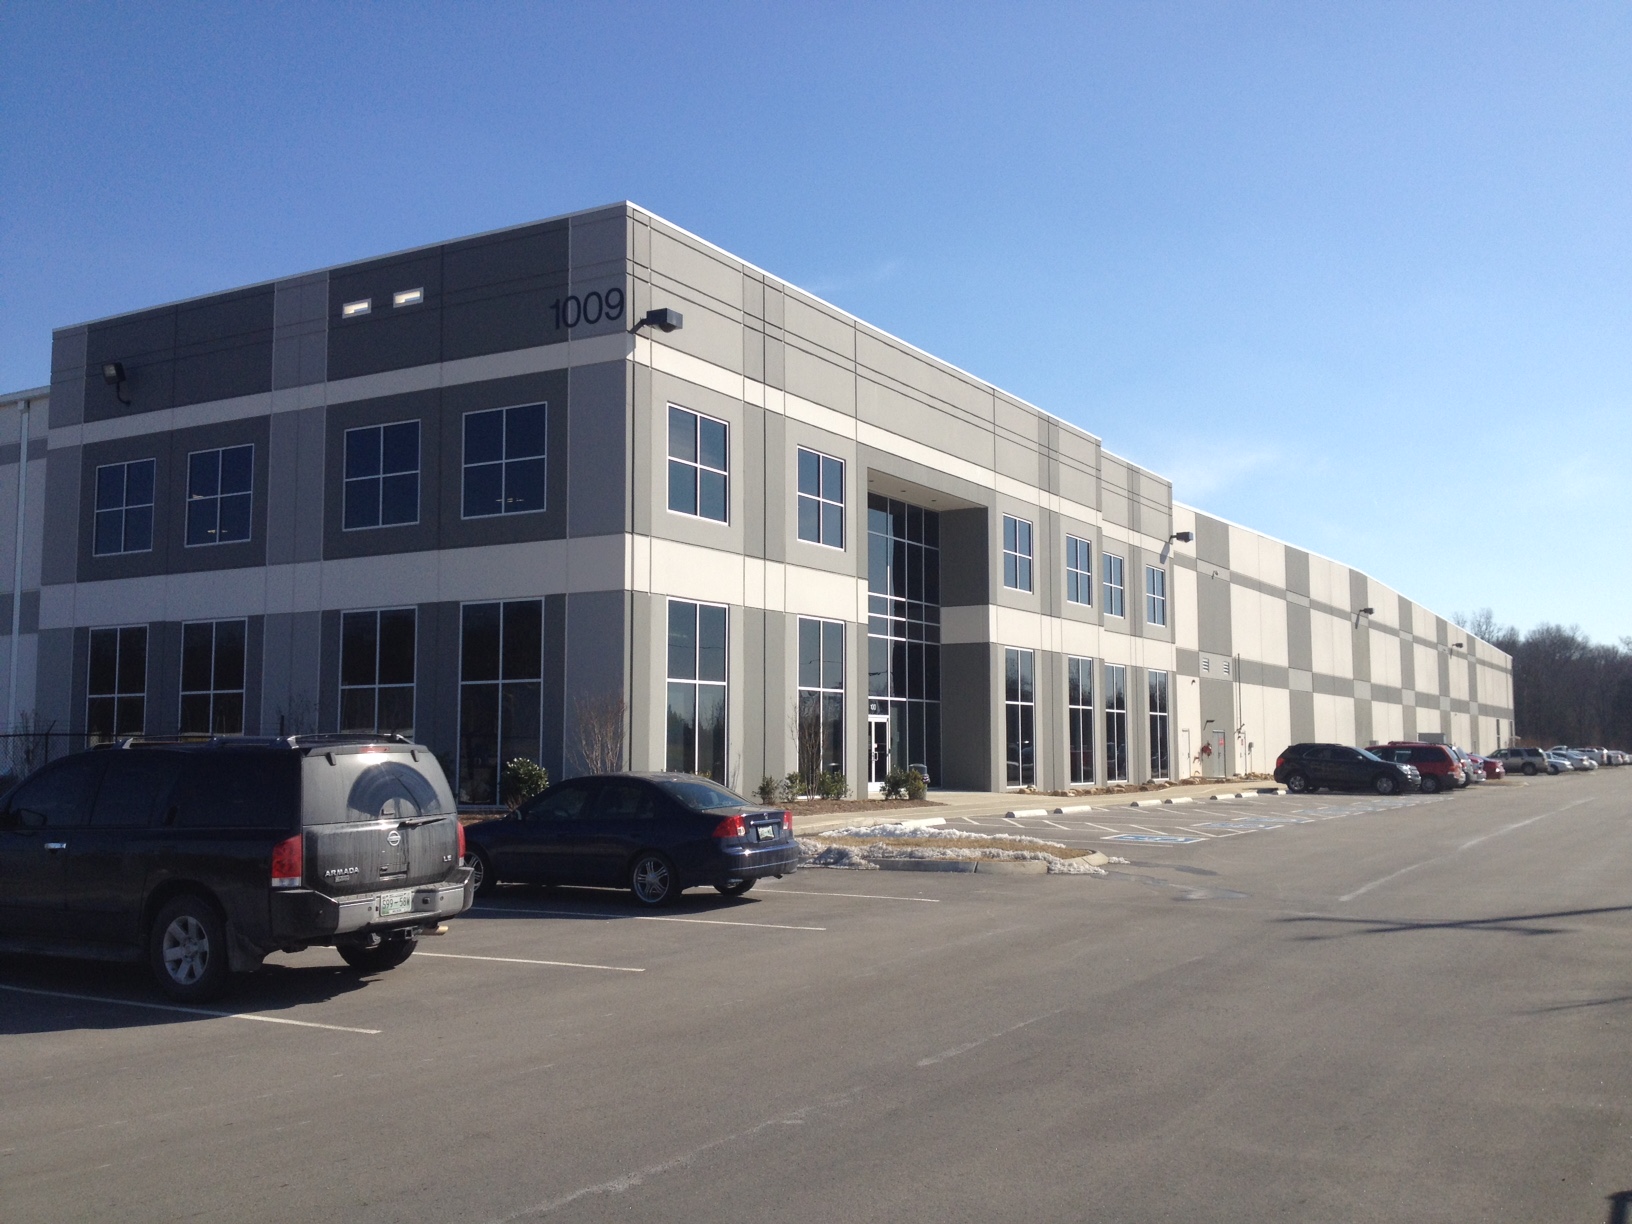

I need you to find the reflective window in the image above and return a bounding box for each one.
[1005,647,1035,787]
[86,625,147,743]
[458,600,543,804]
[344,421,420,529]
[1065,535,1092,606]
[1104,663,1129,782]
[797,617,846,786]
[1068,656,1095,785]
[1002,515,1033,593]
[185,444,253,546]
[666,599,728,782]
[1103,553,1126,618]
[668,406,728,522]
[463,403,546,518]
[1145,566,1168,627]
[93,459,155,556]
[1148,669,1170,780]
[180,619,246,735]
[796,448,844,547]
[340,608,416,737]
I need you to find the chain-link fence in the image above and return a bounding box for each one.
[0,730,93,789]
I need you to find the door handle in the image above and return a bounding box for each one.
[44,842,67,852]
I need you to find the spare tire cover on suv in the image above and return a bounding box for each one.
[346,760,448,824]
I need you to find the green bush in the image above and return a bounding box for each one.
[883,767,909,799]
[818,770,850,800]
[501,758,550,808]
[756,775,779,805]
[904,767,928,801]
[779,772,802,804]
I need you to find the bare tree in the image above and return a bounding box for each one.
[787,697,824,797]
[573,691,627,775]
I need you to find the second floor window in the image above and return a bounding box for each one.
[1002,514,1033,592]
[668,405,728,522]
[186,444,253,546]
[1065,535,1092,606]
[1103,552,1126,617]
[1146,565,1168,627]
[93,459,155,556]
[797,447,844,547]
[345,421,420,529]
[463,403,546,518]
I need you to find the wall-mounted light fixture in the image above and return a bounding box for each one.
[1159,529,1194,564]
[631,307,684,334]
[102,361,130,406]
[1353,605,1375,628]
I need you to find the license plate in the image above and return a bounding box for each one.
[378,890,414,917]
[755,824,778,843]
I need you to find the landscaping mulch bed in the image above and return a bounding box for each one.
[776,797,941,816]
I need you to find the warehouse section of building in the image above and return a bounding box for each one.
[0,202,1512,797]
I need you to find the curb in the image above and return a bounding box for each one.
[1003,808,1050,819]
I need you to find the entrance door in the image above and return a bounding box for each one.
[868,717,890,791]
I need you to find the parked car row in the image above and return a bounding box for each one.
[0,736,799,1003]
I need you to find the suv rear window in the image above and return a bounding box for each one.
[172,754,299,829]
[300,750,455,825]
[1409,747,1451,764]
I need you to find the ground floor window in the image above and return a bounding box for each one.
[1148,669,1170,780]
[1005,647,1035,787]
[87,625,147,743]
[1068,656,1095,785]
[180,619,246,734]
[341,608,416,737]
[458,600,542,804]
[797,617,845,785]
[666,599,727,782]
[1104,663,1129,782]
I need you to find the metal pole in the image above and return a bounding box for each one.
[6,397,30,735]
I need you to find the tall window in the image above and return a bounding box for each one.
[668,406,728,522]
[796,448,844,547]
[1148,669,1170,780]
[667,600,728,781]
[1005,647,1035,787]
[867,495,942,785]
[87,626,147,742]
[1145,566,1168,627]
[1002,515,1033,592]
[1103,553,1126,618]
[186,444,253,546]
[797,617,845,782]
[1066,535,1092,606]
[458,600,543,804]
[1068,656,1095,785]
[345,421,420,529]
[180,620,246,734]
[1104,663,1128,782]
[341,609,416,736]
[93,459,155,556]
[463,403,546,518]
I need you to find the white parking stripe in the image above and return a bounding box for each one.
[756,888,941,903]
[0,984,381,1034]
[474,905,825,932]
[417,952,643,972]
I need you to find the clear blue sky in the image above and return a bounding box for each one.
[3,3,1628,641]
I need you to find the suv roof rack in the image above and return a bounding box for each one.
[92,732,419,752]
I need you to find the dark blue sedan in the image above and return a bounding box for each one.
[462,772,799,905]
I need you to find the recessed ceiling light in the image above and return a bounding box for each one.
[393,288,424,308]
[342,298,371,318]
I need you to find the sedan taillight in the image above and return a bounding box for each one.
[712,814,746,839]
[783,810,793,832]
[271,834,303,888]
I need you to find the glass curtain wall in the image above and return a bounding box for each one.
[866,494,941,784]
[666,600,728,782]
[1104,663,1129,782]
[1068,656,1095,785]
[797,617,845,784]
[458,600,543,804]
[1148,669,1170,779]
[1005,647,1035,787]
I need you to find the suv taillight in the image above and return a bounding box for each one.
[457,819,466,861]
[271,834,303,888]
[1275,755,1285,770]
[713,814,746,839]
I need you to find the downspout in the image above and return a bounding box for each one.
[7,397,31,734]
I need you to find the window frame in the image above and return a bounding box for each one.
[796,616,846,782]
[1103,552,1126,618]
[343,419,422,532]
[1068,656,1095,785]
[795,446,845,549]
[339,607,418,737]
[1002,515,1034,593]
[1065,535,1092,606]
[1145,565,1168,627]
[1004,646,1036,788]
[666,404,730,524]
[1148,669,1170,780]
[92,458,156,557]
[183,443,255,548]
[86,624,148,744]
[665,598,730,782]
[1104,662,1129,782]
[460,402,548,521]
[179,618,248,735]
[455,598,545,805]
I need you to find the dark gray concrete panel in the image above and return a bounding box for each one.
[74,432,174,584]
[1286,600,1313,673]
[1399,636,1416,691]
[1176,647,1201,677]
[317,610,342,733]
[1194,514,1230,569]
[566,361,629,538]
[1200,676,1237,772]
[1197,572,1234,657]
[542,593,568,782]
[260,610,323,736]
[294,406,326,563]
[85,305,176,421]
[265,411,300,566]
[328,250,445,380]
[1354,700,1374,747]
[562,590,626,777]
[49,327,87,428]
[742,607,767,786]
[436,371,570,550]
[940,643,991,791]
[1284,546,1310,597]
[273,273,328,391]
[41,446,82,586]
[417,601,461,769]
[0,591,40,636]
[443,222,575,362]
[69,626,89,734]
[1289,688,1316,743]
[34,626,73,730]
[172,287,275,408]
[939,509,989,608]
[243,617,265,736]
[322,390,442,561]
[145,621,181,736]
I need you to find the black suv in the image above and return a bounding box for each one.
[0,736,472,1001]
[1273,743,1421,795]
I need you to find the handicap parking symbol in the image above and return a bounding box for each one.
[1105,833,1205,845]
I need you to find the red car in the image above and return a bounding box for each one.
[1370,742,1464,794]
[1471,754,1505,780]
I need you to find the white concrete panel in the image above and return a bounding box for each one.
[782,564,859,622]
[648,538,745,606]
[1414,644,1440,695]
[993,605,1046,651]
[1368,628,1400,687]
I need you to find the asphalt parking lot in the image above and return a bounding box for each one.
[3,769,1631,1222]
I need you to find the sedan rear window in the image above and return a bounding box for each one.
[653,778,750,810]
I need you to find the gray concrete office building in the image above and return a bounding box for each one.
[0,203,1513,799]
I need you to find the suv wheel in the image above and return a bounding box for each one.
[466,848,495,896]
[630,853,679,906]
[715,878,755,897]
[1285,771,1311,794]
[1373,774,1397,796]
[338,935,417,974]
[150,894,230,1002]
[1420,774,1441,794]
[1522,763,1537,776]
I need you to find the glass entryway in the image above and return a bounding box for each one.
[866,494,941,787]
[868,715,890,790]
